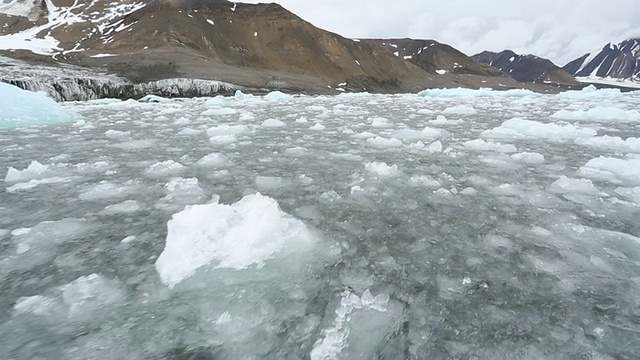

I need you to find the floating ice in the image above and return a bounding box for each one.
[442,104,477,115]
[4,160,49,182]
[310,289,397,360]
[100,200,142,215]
[551,107,640,122]
[510,152,545,164]
[263,91,293,101]
[196,152,229,167]
[556,85,623,100]
[614,187,640,205]
[427,140,443,153]
[59,274,125,319]
[365,162,402,177]
[464,139,517,153]
[482,118,597,140]
[0,82,77,128]
[575,135,640,153]
[578,156,640,186]
[154,193,314,287]
[79,181,140,201]
[138,94,170,103]
[370,117,390,127]
[366,136,403,148]
[201,107,238,116]
[418,87,535,97]
[548,176,604,196]
[6,176,76,193]
[145,160,185,177]
[262,118,286,127]
[309,123,326,130]
[206,124,247,137]
[104,129,131,138]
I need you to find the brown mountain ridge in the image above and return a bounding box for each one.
[0,0,571,96]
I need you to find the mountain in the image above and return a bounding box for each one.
[472,50,579,86]
[0,0,525,97]
[362,38,505,77]
[563,38,640,83]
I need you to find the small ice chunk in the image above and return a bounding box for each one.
[427,140,443,153]
[5,161,49,182]
[370,117,390,127]
[510,152,545,164]
[104,129,131,138]
[614,187,640,205]
[138,94,169,103]
[100,200,141,215]
[79,182,139,201]
[262,118,286,127]
[121,235,137,244]
[206,124,247,137]
[6,177,75,193]
[365,162,402,177]
[154,193,314,287]
[548,176,603,196]
[201,107,238,116]
[409,175,441,187]
[366,136,403,148]
[60,274,124,318]
[578,156,640,186]
[255,176,291,190]
[145,160,185,177]
[310,123,326,130]
[421,126,444,138]
[460,187,477,195]
[464,139,517,153]
[391,129,431,141]
[14,295,58,316]
[263,91,292,101]
[442,105,477,115]
[196,152,229,167]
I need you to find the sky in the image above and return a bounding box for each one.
[242,0,640,66]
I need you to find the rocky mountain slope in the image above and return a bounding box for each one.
[472,50,579,86]
[362,38,505,77]
[0,0,568,98]
[563,38,640,83]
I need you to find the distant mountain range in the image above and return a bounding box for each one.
[563,38,640,84]
[472,50,579,86]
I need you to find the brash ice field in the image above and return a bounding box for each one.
[1,86,640,359]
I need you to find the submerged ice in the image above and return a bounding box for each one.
[1,86,640,359]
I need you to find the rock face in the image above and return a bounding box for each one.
[563,38,640,82]
[473,50,579,86]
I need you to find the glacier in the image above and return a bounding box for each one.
[1,87,640,359]
[0,82,77,128]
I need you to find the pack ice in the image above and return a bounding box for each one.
[2,85,640,359]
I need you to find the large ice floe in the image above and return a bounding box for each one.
[155,193,315,287]
[2,86,640,359]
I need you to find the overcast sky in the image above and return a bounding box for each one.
[242,0,640,65]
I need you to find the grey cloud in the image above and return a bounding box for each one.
[242,0,640,65]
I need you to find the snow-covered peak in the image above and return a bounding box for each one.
[0,0,146,55]
[0,0,42,21]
